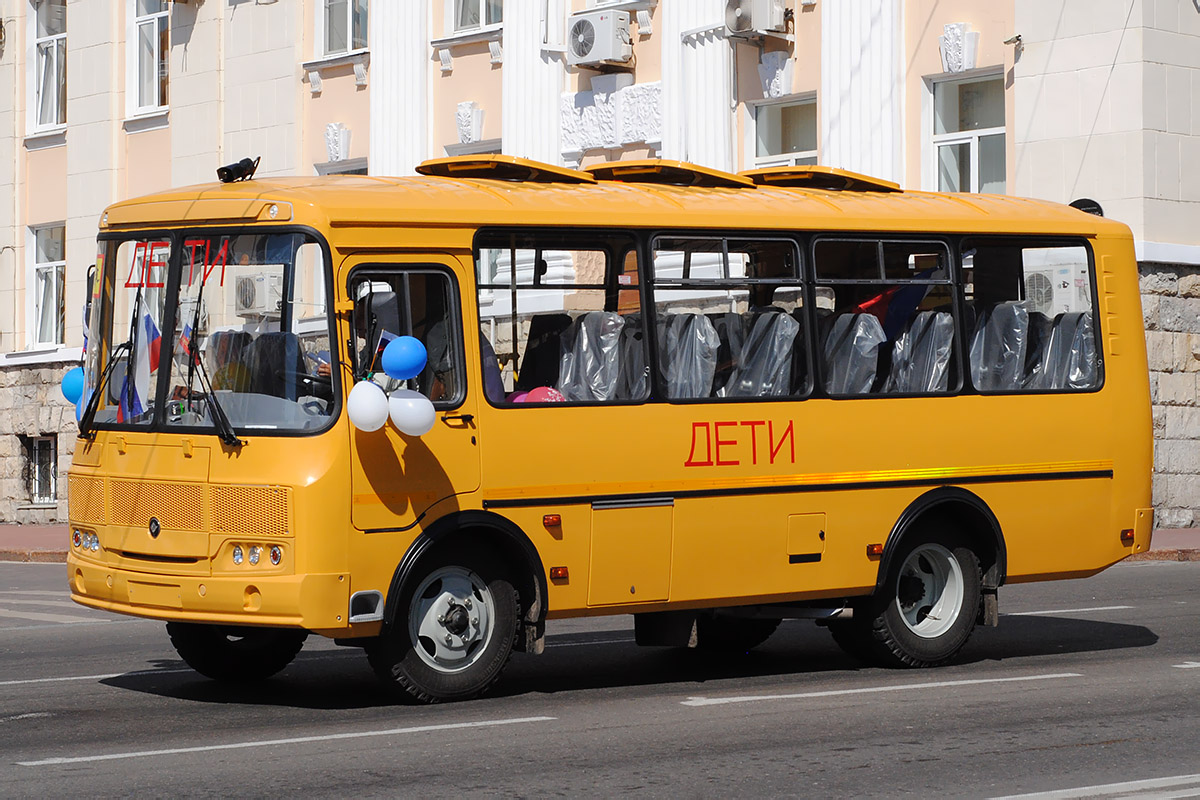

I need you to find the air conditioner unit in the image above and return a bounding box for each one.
[725,0,786,36]
[567,10,633,68]
[235,272,284,319]
[1024,265,1087,316]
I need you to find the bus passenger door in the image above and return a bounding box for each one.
[346,259,480,532]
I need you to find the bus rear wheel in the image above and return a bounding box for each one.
[166,622,307,682]
[830,532,981,668]
[367,554,519,703]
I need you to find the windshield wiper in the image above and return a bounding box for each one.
[183,257,243,448]
[77,341,130,439]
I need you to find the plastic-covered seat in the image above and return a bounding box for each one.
[708,312,747,394]
[515,313,571,391]
[885,310,954,393]
[969,301,1029,391]
[246,332,306,400]
[615,313,649,400]
[1032,311,1097,390]
[719,310,800,397]
[659,313,719,399]
[557,311,625,401]
[823,313,887,395]
[1021,311,1054,388]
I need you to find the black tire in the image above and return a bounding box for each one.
[366,552,519,703]
[166,622,307,681]
[695,613,781,653]
[828,531,981,668]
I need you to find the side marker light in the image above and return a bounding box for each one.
[1120,529,1135,544]
[866,543,884,557]
[549,566,569,581]
[543,514,562,527]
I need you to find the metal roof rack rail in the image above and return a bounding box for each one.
[416,155,597,184]
[585,159,756,189]
[740,165,902,193]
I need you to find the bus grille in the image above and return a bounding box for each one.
[68,476,106,524]
[110,479,206,531]
[211,485,291,537]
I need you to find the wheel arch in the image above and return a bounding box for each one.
[381,510,548,646]
[877,487,1007,593]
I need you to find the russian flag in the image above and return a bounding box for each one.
[118,301,161,421]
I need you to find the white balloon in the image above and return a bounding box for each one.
[388,389,437,436]
[347,381,389,432]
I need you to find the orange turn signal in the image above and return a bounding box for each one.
[549,566,569,580]
[866,543,884,557]
[543,514,562,527]
[1120,529,1135,544]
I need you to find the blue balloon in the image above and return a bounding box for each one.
[75,389,91,423]
[381,336,428,381]
[61,366,85,404]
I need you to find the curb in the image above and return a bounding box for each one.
[0,550,68,564]
[1128,549,1200,562]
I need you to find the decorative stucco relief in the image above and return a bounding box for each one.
[561,78,662,158]
[938,23,979,74]
[325,122,351,162]
[758,50,793,99]
[456,101,484,144]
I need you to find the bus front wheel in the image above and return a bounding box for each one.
[367,553,519,703]
[831,532,981,668]
[166,622,307,681]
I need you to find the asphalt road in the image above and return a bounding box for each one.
[1,560,1197,798]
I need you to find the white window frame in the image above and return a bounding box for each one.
[445,0,503,36]
[29,224,66,347]
[925,71,1006,194]
[28,436,57,505]
[27,0,67,134]
[126,0,169,118]
[317,0,369,58]
[747,95,818,170]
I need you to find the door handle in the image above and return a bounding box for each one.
[441,413,475,425]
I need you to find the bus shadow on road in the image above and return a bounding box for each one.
[97,615,1159,708]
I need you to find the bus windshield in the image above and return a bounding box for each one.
[83,230,335,435]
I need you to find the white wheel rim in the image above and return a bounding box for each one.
[408,566,495,674]
[894,543,964,639]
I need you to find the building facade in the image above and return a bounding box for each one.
[1,0,1197,526]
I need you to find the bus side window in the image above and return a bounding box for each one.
[474,232,646,405]
[963,240,1100,393]
[650,236,807,401]
[813,238,955,397]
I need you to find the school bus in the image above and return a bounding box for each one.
[66,155,1153,702]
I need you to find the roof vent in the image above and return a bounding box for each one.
[741,165,901,193]
[416,155,596,184]
[585,159,756,189]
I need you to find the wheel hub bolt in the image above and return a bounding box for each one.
[444,634,453,645]
[464,598,472,609]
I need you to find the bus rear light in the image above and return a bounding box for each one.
[1120,529,1135,544]
[866,543,884,557]
[270,546,282,566]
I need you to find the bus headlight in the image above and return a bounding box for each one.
[232,545,244,565]
[248,546,261,566]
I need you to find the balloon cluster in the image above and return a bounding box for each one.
[346,336,437,436]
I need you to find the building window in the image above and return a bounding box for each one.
[33,0,67,128]
[753,99,817,168]
[323,0,368,55]
[932,75,1005,194]
[453,0,502,33]
[24,436,57,505]
[131,0,169,113]
[33,225,65,346]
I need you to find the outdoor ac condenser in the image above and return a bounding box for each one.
[235,273,283,319]
[567,9,633,68]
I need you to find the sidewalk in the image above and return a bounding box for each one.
[2,523,1197,563]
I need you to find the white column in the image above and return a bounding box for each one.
[369,1,429,176]
[659,0,730,170]
[821,0,903,183]
[501,2,564,163]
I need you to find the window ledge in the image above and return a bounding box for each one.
[25,128,67,150]
[302,50,370,93]
[431,26,503,49]
[16,503,58,511]
[124,110,169,133]
[1,345,82,366]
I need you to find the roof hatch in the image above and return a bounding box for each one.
[585,159,756,189]
[740,165,901,193]
[416,155,597,184]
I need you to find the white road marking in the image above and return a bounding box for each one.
[1,598,88,608]
[1172,661,1200,669]
[1005,605,1134,617]
[681,672,1082,707]
[0,712,53,723]
[0,591,65,596]
[18,716,558,766]
[0,668,195,687]
[549,636,635,648]
[0,608,100,624]
[989,772,1200,799]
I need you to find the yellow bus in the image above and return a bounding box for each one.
[67,155,1153,703]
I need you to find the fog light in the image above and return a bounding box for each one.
[72,530,82,548]
[232,545,244,565]
[249,546,261,566]
[269,545,281,566]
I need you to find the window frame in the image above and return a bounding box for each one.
[447,0,503,35]
[29,0,67,132]
[748,95,819,170]
[957,234,1105,396]
[318,0,369,58]
[926,72,1006,194]
[30,224,66,347]
[27,435,57,505]
[127,0,169,117]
